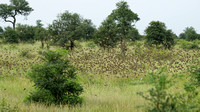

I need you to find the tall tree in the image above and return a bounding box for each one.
[111,1,140,53]
[0,0,33,29]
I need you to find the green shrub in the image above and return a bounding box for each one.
[86,41,96,48]
[16,24,36,43]
[3,27,19,43]
[138,67,178,112]
[26,50,83,105]
[138,67,200,111]
[25,89,55,105]
[179,39,199,49]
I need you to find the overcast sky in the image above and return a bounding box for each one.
[0,0,200,35]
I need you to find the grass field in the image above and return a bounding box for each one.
[0,40,199,112]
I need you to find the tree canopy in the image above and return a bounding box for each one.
[110,1,140,53]
[179,27,200,41]
[0,0,33,29]
[49,11,95,50]
[145,21,175,49]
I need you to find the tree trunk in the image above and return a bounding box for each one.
[41,41,44,48]
[70,40,75,50]
[121,37,126,55]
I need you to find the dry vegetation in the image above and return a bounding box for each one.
[0,40,199,112]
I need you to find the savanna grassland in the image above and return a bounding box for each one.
[0,40,200,112]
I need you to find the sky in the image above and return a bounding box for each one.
[0,0,200,35]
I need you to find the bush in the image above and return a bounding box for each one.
[26,49,83,105]
[16,24,36,43]
[138,67,200,111]
[178,39,199,49]
[3,27,19,43]
[138,67,178,112]
[86,41,96,48]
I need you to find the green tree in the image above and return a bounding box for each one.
[111,1,140,53]
[80,19,96,40]
[0,26,3,39]
[179,27,199,41]
[145,21,175,49]
[27,50,83,105]
[95,15,118,49]
[0,0,33,29]
[34,20,49,48]
[16,24,35,42]
[127,27,141,41]
[49,11,84,50]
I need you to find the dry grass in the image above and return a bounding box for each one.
[0,40,199,111]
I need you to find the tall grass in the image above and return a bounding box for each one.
[0,40,199,111]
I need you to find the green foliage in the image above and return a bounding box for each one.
[34,20,49,48]
[80,19,96,40]
[178,39,199,49]
[0,0,33,29]
[138,67,200,111]
[138,68,178,112]
[3,27,19,43]
[179,27,200,41]
[16,24,36,43]
[111,1,140,52]
[49,11,95,49]
[0,98,20,112]
[145,21,175,49]
[86,41,96,48]
[0,26,3,39]
[127,28,141,41]
[27,50,83,105]
[94,16,118,49]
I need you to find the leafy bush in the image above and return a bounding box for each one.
[138,67,200,111]
[86,41,96,48]
[26,49,83,105]
[16,24,36,43]
[138,68,178,112]
[178,39,199,49]
[3,27,19,43]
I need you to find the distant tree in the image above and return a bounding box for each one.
[0,26,3,33]
[16,24,35,42]
[3,27,19,43]
[111,1,140,53]
[94,15,118,49]
[80,19,96,40]
[0,0,33,29]
[145,21,175,49]
[0,26,4,39]
[49,11,84,50]
[179,27,199,41]
[34,20,49,48]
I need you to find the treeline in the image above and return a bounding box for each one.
[0,0,200,51]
